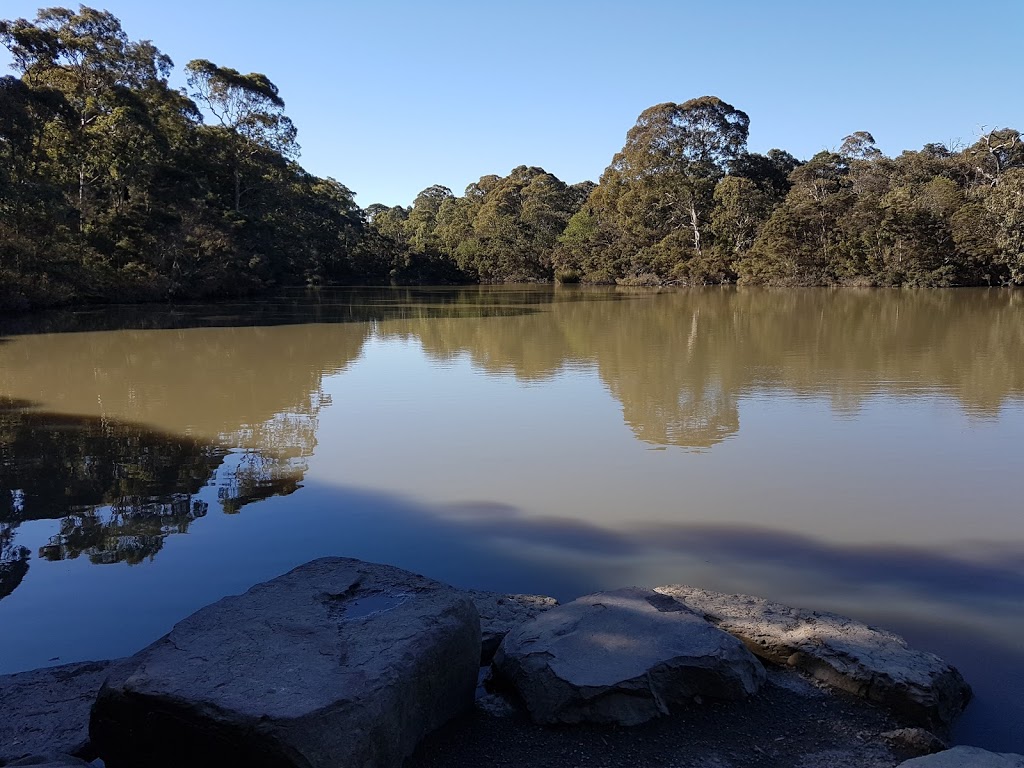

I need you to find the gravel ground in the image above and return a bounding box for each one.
[406,668,925,768]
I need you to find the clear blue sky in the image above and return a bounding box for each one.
[2,0,1022,207]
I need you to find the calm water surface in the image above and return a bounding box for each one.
[0,286,1021,750]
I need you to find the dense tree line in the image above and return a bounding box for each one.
[3,8,1023,312]
[0,6,376,311]
[551,99,1024,287]
[367,169,594,283]
[376,98,1024,289]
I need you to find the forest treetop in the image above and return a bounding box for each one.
[2,6,1022,313]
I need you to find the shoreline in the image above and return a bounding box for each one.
[2,557,1017,768]
[1,281,1020,320]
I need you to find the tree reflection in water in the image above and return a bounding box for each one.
[2,286,1024,599]
[0,395,322,599]
[387,287,1024,448]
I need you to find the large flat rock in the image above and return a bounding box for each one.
[90,558,480,768]
[493,587,765,725]
[0,660,113,763]
[655,585,972,731]
[464,590,558,663]
[897,746,1024,767]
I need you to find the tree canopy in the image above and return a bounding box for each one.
[0,6,367,309]
[1,6,1022,311]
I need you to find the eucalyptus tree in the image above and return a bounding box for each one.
[742,152,856,284]
[967,128,1024,187]
[0,6,381,305]
[729,149,800,199]
[0,8,178,217]
[451,166,578,281]
[0,6,199,301]
[710,176,773,276]
[433,196,485,281]
[185,59,298,212]
[405,184,453,253]
[370,205,411,244]
[984,168,1024,283]
[619,97,749,265]
[708,149,800,276]
[0,75,73,285]
[383,184,474,282]
[839,131,883,161]
[432,176,499,277]
[558,96,750,283]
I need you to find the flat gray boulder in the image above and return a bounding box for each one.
[90,558,480,768]
[897,746,1024,767]
[493,587,765,725]
[0,660,113,763]
[464,590,558,663]
[655,585,972,731]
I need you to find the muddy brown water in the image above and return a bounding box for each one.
[0,286,1021,751]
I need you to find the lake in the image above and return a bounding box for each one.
[0,286,1021,751]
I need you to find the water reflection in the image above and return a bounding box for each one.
[389,287,1024,447]
[0,531,29,601]
[38,497,209,565]
[0,399,314,598]
[0,286,1022,750]
[2,288,1022,450]
[0,287,1022,593]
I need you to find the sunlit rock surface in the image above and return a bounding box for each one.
[655,585,972,731]
[494,587,764,725]
[90,558,480,768]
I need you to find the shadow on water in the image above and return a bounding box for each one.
[125,476,1018,751]
[1,446,1021,748]
[420,502,1024,611]
[281,483,1024,749]
[640,525,1024,603]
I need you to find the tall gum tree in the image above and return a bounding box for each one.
[619,97,749,261]
[0,7,175,225]
[559,96,749,283]
[471,166,578,281]
[185,59,298,213]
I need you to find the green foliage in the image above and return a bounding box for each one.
[0,8,1020,301]
[555,97,750,284]
[367,166,586,284]
[985,169,1024,284]
[0,6,371,309]
[710,175,772,279]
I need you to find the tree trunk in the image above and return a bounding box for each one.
[78,164,87,231]
[688,200,702,257]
